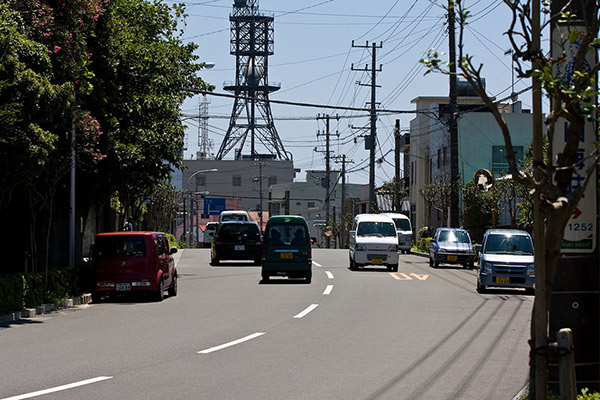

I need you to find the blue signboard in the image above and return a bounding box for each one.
[204,198,226,216]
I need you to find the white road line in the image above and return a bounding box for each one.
[198,332,265,354]
[323,285,334,295]
[312,261,322,267]
[293,304,319,319]
[2,376,113,400]
[325,271,334,279]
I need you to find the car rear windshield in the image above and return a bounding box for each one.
[94,236,146,258]
[266,223,308,246]
[221,214,248,222]
[218,224,260,241]
[438,230,470,243]
[485,234,533,255]
[392,218,411,231]
[357,222,397,237]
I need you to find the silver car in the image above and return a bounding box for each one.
[476,229,534,294]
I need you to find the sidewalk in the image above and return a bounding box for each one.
[1,249,186,325]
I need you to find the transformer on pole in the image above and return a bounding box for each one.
[217,0,288,160]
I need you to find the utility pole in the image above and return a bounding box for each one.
[316,114,338,248]
[333,155,353,249]
[448,0,460,227]
[394,119,402,212]
[352,41,382,212]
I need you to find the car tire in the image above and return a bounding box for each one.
[168,274,177,297]
[476,280,486,294]
[349,256,356,271]
[305,272,312,284]
[254,258,261,266]
[155,279,164,302]
[390,264,398,272]
[210,257,220,266]
[261,272,270,282]
[525,287,535,296]
[91,292,102,303]
[429,257,434,267]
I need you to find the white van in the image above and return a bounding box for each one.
[348,214,399,271]
[380,213,413,254]
[218,210,250,223]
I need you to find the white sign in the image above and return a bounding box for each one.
[552,25,597,253]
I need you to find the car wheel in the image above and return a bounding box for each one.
[305,272,312,284]
[429,257,434,267]
[168,274,177,297]
[261,272,270,282]
[476,280,486,293]
[434,260,440,268]
[406,249,411,254]
[211,257,220,266]
[254,258,261,266]
[525,287,535,296]
[390,264,398,272]
[349,256,356,271]
[155,279,164,302]
[91,292,102,303]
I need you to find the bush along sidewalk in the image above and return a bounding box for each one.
[0,262,93,317]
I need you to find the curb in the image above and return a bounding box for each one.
[0,293,92,325]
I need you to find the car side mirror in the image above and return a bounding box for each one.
[169,247,178,255]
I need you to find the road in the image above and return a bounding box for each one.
[0,249,531,400]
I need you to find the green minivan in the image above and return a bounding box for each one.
[261,215,312,283]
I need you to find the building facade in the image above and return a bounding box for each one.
[408,94,533,235]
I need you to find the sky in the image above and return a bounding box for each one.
[173,0,535,186]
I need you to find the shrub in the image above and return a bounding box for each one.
[416,237,432,253]
[0,274,26,315]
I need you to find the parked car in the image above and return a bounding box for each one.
[92,232,178,302]
[380,212,413,254]
[476,229,535,294]
[203,222,219,247]
[429,227,474,269]
[261,216,312,283]
[219,210,250,223]
[211,221,262,265]
[348,214,399,271]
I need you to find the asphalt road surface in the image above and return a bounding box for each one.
[0,249,532,400]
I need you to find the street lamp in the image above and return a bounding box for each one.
[183,168,218,247]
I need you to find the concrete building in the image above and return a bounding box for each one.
[175,159,295,241]
[269,170,361,248]
[408,91,533,235]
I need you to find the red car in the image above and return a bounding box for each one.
[92,232,178,302]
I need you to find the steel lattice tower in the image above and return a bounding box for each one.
[216,0,288,160]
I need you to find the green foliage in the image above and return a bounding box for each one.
[0,265,93,315]
[519,388,600,400]
[0,274,26,314]
[416,237,432,253]
[462,180,492,229]
[167,233,181,249]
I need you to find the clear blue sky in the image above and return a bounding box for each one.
[174,0,534,186]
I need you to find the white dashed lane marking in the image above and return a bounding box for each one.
[293,304,319,319]
[323,285,333,295]
[2,376,113,400]
[198,332,265,354]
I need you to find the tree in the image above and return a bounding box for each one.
[419,175,458,227]
[422,1,600,397]
[462,180,493,229]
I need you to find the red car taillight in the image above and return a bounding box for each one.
[308,247,312,258]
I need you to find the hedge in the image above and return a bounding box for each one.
[0,263,94,315]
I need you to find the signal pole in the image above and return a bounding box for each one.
[316,114,338,248]
[352,41,382,212]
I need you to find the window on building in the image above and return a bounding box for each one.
[232,175,241,186]
[443,147,447,166]
[492,145,524,176]
[437,149,441,168]
[296,202,301,206]
[308,202,315,208]
[268,176,277,186]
